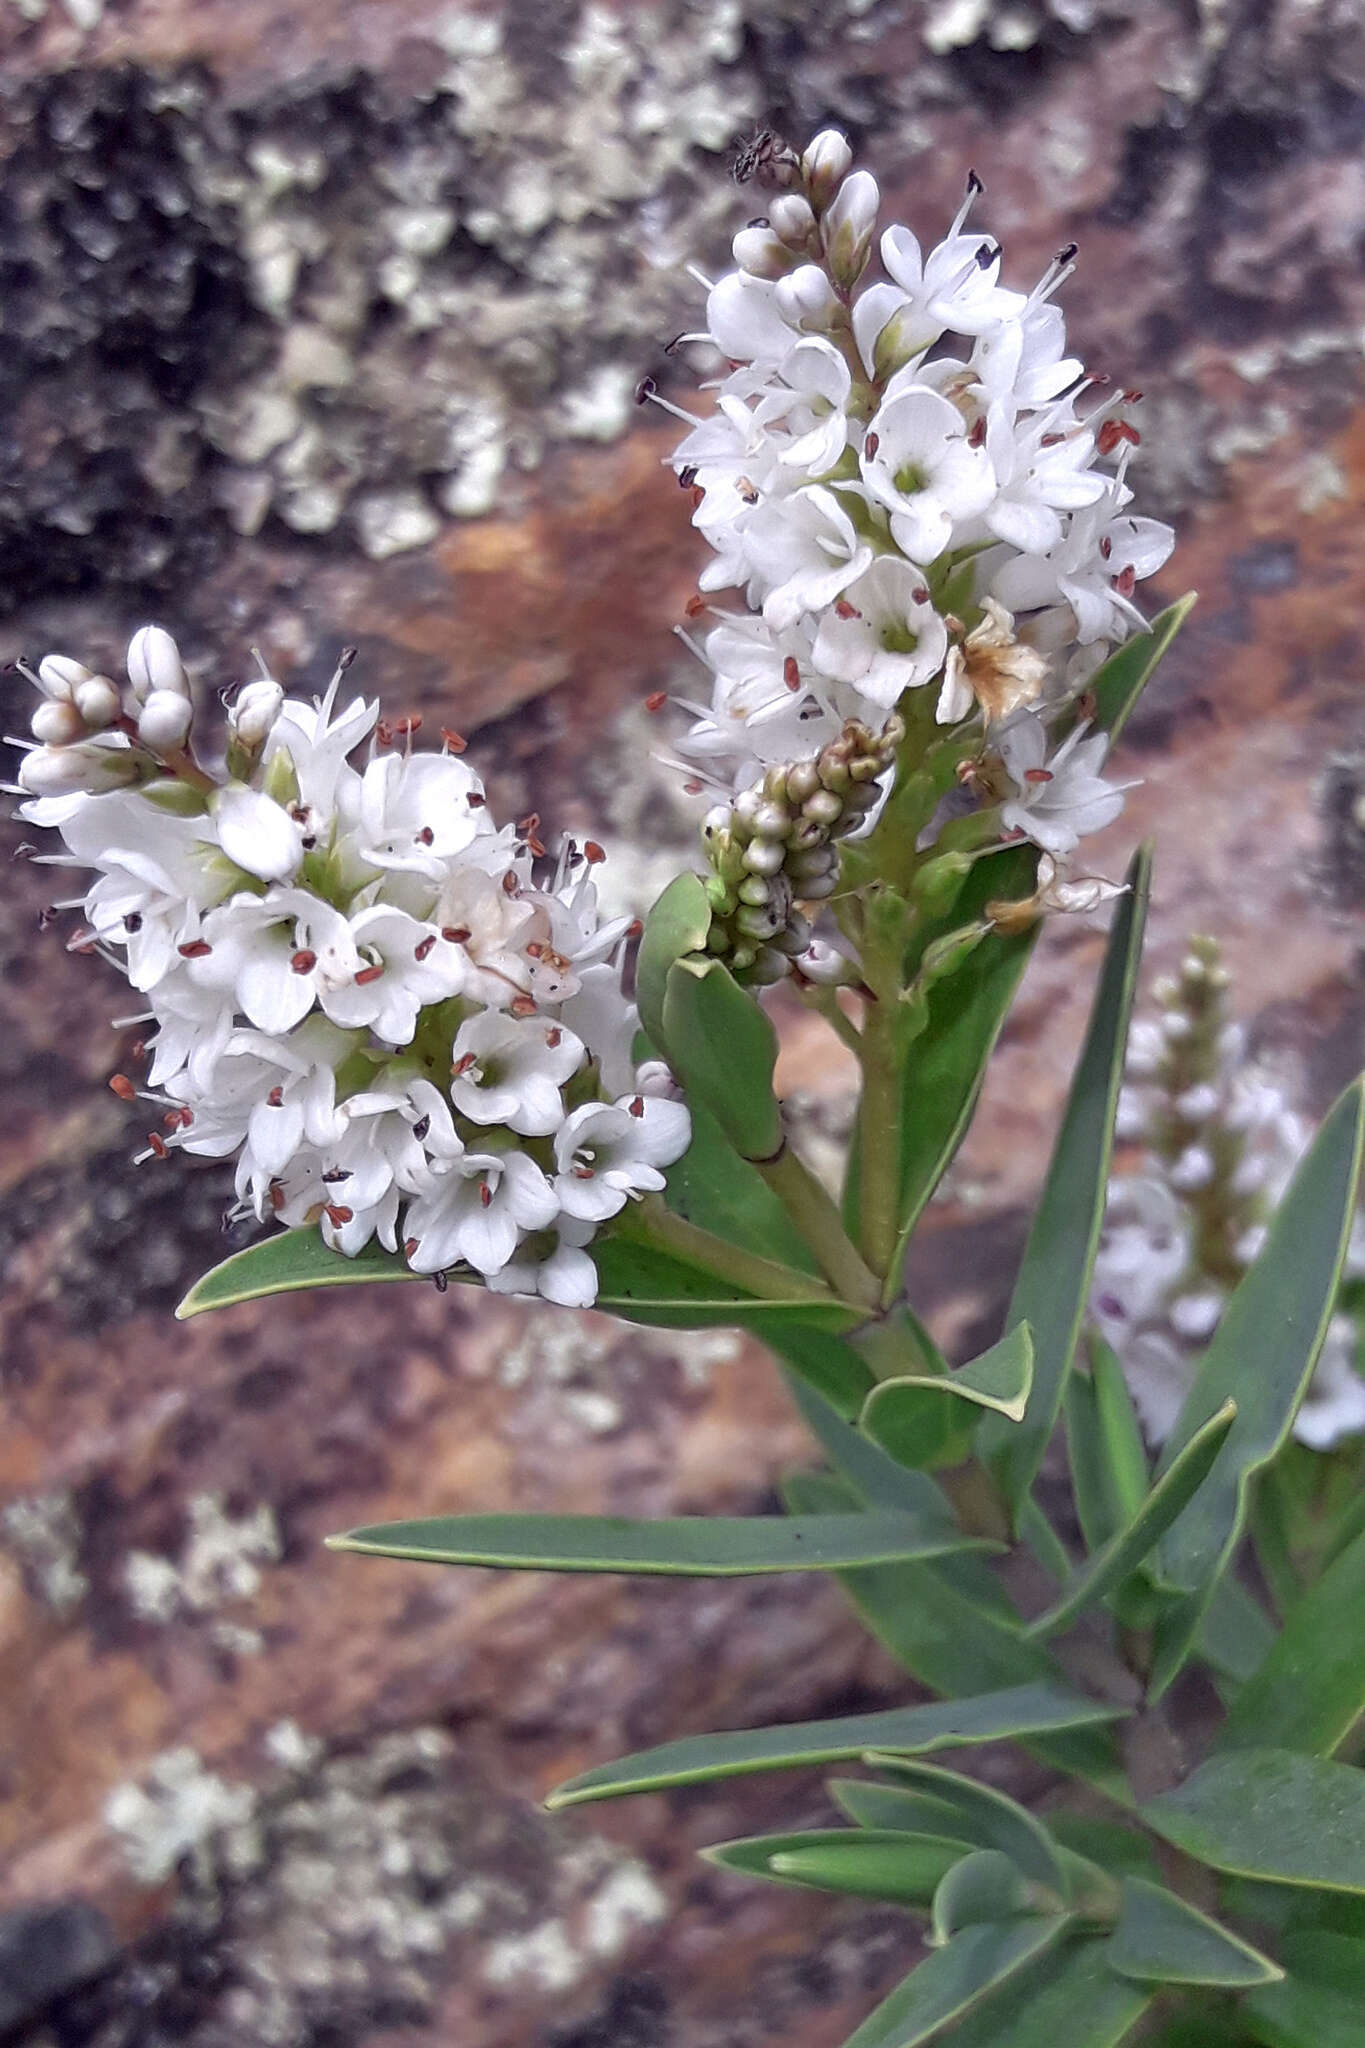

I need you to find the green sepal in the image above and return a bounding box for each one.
[634,871,711,1056]
[661,953,782,1161]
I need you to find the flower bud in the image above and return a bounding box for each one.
[731,226,793,280]
[18,742,141,797]
[802,129,853,213]
[127,625,189,704]
[137,688,194,753]
[31,699,85,745]
[230,677,285,747]
[75,676,122,729]
[820,169,879,289]
[37,654,93,702]
[774,264,841,332]
[768,194,817,250]
[795,939,856,986]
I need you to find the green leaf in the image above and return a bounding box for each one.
[842,1918,1070,2048]
[1198,1573,1278,1687]
[1243,1930,1365,2048]
[1144,1749,1365,1893]
[933,1850,1061,1943]
[862,1323,1035,1478]
[940,1936,1155,2048]
[327,1510,979,1576]
[979,846,1152,1514]
[1046,1815,1161,1883]
[830,1778,979,1841]
[1106,1876,1281,1987]
[1064,1337,1149,1554]
[783,1370,957,1519]
[1149,1080,1365,1696]
[1219,1523,1365,1760]
[178,1227,423,1317]
[663,1099,820,1274]
[767,1325,878,1417]
[873,844,1040,1278]
[1087,594,1198,745]
[635,871,711,1055]
[705,1828,966,1906]
[1028,1400,1237,1638]
[545,1682,1125,1809]
[661,955,781,1161]
[864,1756,1065,1891]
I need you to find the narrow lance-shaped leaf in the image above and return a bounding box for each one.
[663,1098,820,1274]
[935,1936,1155,2048]
[842,1919,1070,2048]
[1149,1078,1365,1697]
[1243,1930,1365,2048]
[1064,1335,1149,1553]
[545,1682,1125,1809]
[704,1828,967,1906]
[831,1778,981,1840]
[1143,1748,1365,1893]
[864,1754,1064,1891]
[634,870,711,1056]
[980,845,1152,1514]
[1219,1521,1365,1758]
[1086,594,1198,745]
[1107,1876,1281,1987]
[326,1511,981,1577]
[661,954,782,1162]
[1027,1399,1236,1639]
[861,1322,1035,1477]
[933,1851,1060,1944]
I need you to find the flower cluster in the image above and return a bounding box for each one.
[14,632,689,1307]
[1091,940,1365,1451]
[658,127,1172,882]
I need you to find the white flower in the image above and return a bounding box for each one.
[554,1095,692,1222]
[769,338,854,477]
[703,271,798,368]
[995,713,1128,855]
[213,785,304,883]
[126,625,189,703]
[485,1214,599,1308]
[858,387,995,566]
[810,556,948,709]
[991,483,1175,644]
[352,750,491,879]
[449,1012,586,1136]
[982,406,1107,557]
[743,484,875,631]
[319,904,467,1045]
[404,1149,558,1276]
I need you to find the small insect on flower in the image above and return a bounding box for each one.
[729,127,792,186]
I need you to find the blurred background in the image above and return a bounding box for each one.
[0,1,1362,2041]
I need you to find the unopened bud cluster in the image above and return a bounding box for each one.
[1092,939,1365,1450]
[702,716,901,982]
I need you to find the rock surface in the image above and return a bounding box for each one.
[1,1,1364,2042]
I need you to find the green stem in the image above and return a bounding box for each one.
[799,984,864,1059]
[856,986,902,1282]
[757,1142,882,1311]
[622,1197,841,1308]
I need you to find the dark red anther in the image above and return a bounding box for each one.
[1023,767,1054,785]
[683,779,702,796]
[375,720,393,747]
[414,934,436,961]
[546,1027,562,1048]
[968,415,987,448]
[178,939,212,958]
[584,841,606,864]
[479,1179,493,1208]
[442,925,471,944]
[689,486,705,511]
[110,1073,137,1101]
[684,593,708,617]
[325,1204,354,1227]
[413,1115,430,1141]
[629,1095,645,1118]
[267,1086,284,1106]
[467,792,486,808]
[678,464,698,488]
[510,993,538,1018]
[354,962,385,985]
[501,871,518,895]
[393,714,422,736]
[147,1131,168,1159]
[626,919,643,939]
[1099,535,1113,559]
[451,1053,477,1076]
[440,727,468,753]
[404,1237,419,1259]
[1112,563,1137,598]
[291,949,316,974]
[645,690,667,713]
[417,826,435,845]
[864,431,879,458]
[833,600,861,621]
[1097,417,1140,457]
[783,656,801,690]
[913,587,930,605]
[1040,432,1066,448]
